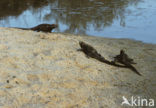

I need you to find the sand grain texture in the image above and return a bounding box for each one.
[0,27,155,108]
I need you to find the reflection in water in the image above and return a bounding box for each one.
[0,0,156,43]
[0,0,48,18]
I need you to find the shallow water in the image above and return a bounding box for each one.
[0,0,156,43]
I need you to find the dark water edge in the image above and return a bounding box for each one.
[0,0,156,44]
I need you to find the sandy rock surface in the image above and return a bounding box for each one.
[0,27,156,108]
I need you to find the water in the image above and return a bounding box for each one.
[0,0,156,44]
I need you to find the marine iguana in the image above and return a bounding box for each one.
[113,50,141,76]
[78,41,141,76]
[114,50,136,64]
[14,24,58,33]
[78,41,127,67]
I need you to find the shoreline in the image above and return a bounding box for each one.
[0,27,155,107]
[56,31,156,45]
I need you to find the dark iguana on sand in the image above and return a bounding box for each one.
[78,41,141,76]
[78,41,128,67]
[113,50,141,76]
[15,24,58,33]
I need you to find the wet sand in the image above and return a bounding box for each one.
[0,27,155,108]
